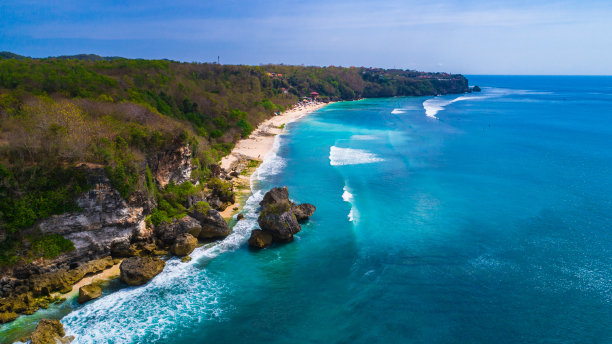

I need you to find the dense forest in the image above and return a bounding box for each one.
[0,52,468,266]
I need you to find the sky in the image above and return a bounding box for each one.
[1,0,611,75]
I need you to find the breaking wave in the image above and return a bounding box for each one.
[342,185,357,223]
[423,87,552,119]
[329,146,384,166]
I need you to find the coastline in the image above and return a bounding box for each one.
[0,101,329,343]
[219,101,331,219]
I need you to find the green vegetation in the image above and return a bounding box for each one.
[241,160,262,175]
[148,181,201,226]
[30,234,76,259]
[0,54,468,266]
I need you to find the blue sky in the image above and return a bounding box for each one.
[1,0,611,74]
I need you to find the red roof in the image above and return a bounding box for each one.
[310,92,319,95]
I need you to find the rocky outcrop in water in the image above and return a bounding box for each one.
[78,284,102,304]
[292,203,316,222]
[119,256,165,286]
[472,85,481,92]
[247,230,273,249]
[249,187,316,248]
[30,318,74,344]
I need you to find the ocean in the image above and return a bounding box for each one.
[2,76,612,343]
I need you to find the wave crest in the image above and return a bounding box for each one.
[329,146,384,166]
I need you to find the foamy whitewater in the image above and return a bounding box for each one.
[341,185,356,222]
[329,146,384,166]
[2,76,612,344]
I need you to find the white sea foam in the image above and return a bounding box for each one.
[342,185,357,223]
[329,146,384,166]
[342,186,354,203]
[350,134,378,141]
[391,108,406,114]
[255,134,286,180]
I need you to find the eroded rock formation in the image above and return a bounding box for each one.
[119,256,165,286]
[249,187,316,249]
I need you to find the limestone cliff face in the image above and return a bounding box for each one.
[150,145,193,188]
[37,171,149,262]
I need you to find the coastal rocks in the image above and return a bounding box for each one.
[150,145,193,188]
[110,237,136,258]
[247,230,273,249]
[249,187,317,248]
[292,203,316,222]
[119,256,165,286]
[154,216,202,245]
[0,311,18,323]
[259,186,289,208]
[0,293,62,323]
[472,85,481,92]
[78,284,102,304]
[37,170,147,264]
[30,318,73,344]
[170,234,198,256]
[258,200,300,242]
[251,187,316,247]
[192,209,230,240]
[28,257,115,296]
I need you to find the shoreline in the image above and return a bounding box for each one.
[220,101,331,171]
[219,101,332,219]
[0,101,330,343]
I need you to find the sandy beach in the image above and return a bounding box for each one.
[218,101,330,218]
[220,101,330,171]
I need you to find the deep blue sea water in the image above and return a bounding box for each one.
[2,76,612,343]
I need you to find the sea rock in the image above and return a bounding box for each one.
[170,233,198,256]
[31,318,73,344]
[472,85,481,92]
[0,311,18,323]
[154,216,202,245]
[192,209,230,240]
[257,188,301,242]
[151,145,193,188]
[292,203,316,222]
[119,257,165,286]
[248,230,273,249]
[236,214,245,221]
[259,187,289,208]
[78,284,102,304]
[180,256,192,263]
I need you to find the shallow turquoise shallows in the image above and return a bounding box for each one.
[2,76,612,343]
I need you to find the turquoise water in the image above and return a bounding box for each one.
[3,76,612,343]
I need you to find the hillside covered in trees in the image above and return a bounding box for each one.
[0,53,469,266]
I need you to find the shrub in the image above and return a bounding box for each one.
[30,234,75,259]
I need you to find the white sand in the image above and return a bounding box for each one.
[220,102,330,171]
